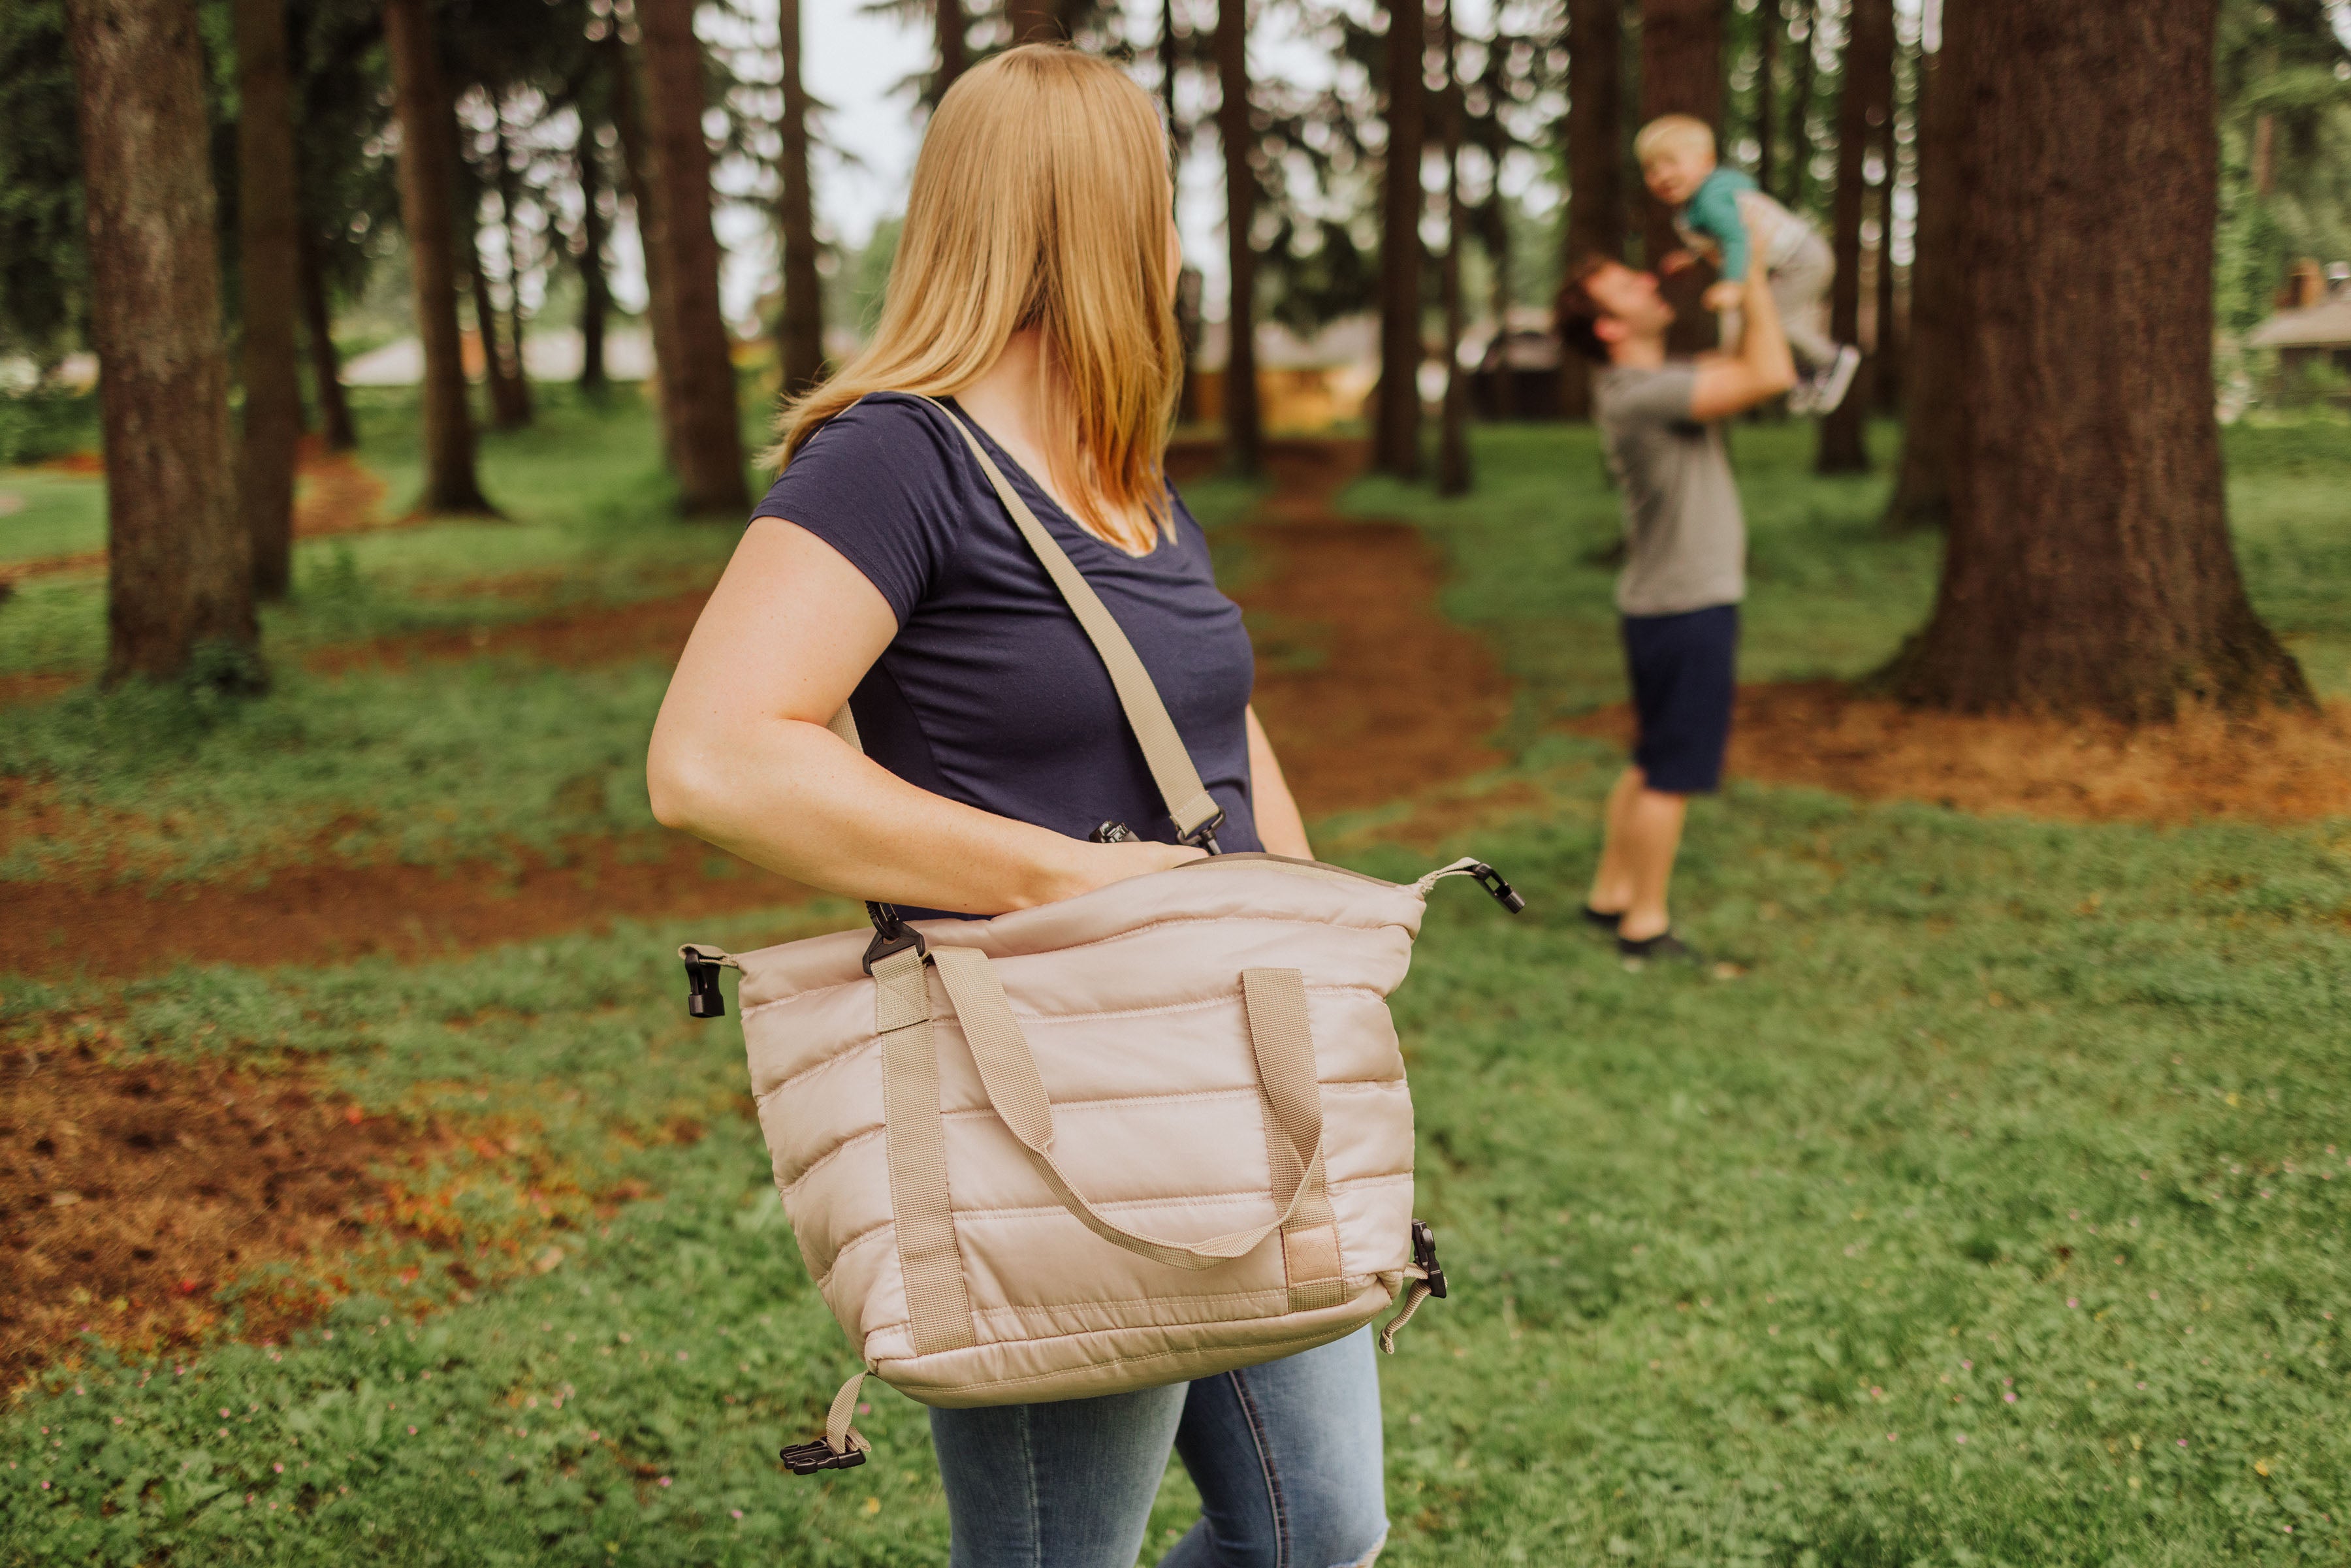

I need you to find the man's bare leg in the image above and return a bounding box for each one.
[1588,765,1688,942]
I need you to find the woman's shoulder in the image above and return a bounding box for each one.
[790,391,972,475]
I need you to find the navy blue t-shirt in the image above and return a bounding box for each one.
[750,394,1262,911]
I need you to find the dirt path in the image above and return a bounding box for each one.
[1568,681,2351,826]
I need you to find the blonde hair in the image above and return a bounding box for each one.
[1634,114,1716,168]
[769,46,1181,556]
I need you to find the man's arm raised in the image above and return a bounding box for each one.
[1688,249,1797,422]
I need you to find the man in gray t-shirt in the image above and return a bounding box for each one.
[1556,248,1795,963]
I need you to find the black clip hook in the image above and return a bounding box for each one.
[778,1438,867,1476]
[1179,808,1226,856]
[682,953,728,1019]
[1467,862,1526,914]
[1411,1219,1448,1300]
[861,901,927,974]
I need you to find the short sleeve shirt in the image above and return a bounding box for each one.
[749,394,1262,913]
[1592,364,1746,617]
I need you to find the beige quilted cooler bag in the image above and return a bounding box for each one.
[676,400,1524,1474]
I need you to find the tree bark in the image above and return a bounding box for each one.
[936,0,967,91]
[1884,40,1955,530]
[296,225,358,451]
[384,0,491,513]
[1639,0,1721,355]
[1559,0,1623,421]
[1372,0,1425,479]
[1782,0,1814,210]
[1870,25,1902,414]
[491,108,536,426]
[1435,0,1470,496]
[635,0,747,513]
[1885,0,2309,720]
[1006,0,1057,43]
[576,125,611,391]
[232,0,302,600]
[1754,0,1779,200]
[65,0,260,683]
[775,0,824,398]
[1815,0,1888,473]
[606,31,682,468]
[1215,0,1259,475]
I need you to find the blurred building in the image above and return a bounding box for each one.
[2247,261,2351,401]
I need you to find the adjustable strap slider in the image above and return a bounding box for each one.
[1411,1219,1448,1300]
[1467,862,1526,915]
[778,1437,867,1475]
[1178,808,1225,855]
[679,945,738,1019]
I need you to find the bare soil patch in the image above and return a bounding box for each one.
[0,1035,445,1386]
[1568,680,2351,825]
[307,588,711,678]
[0,835,812,981]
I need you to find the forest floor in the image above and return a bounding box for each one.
[3,391,2349,1565]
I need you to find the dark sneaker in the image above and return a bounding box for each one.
[1582,904,1623,933]
[1810,345,1862,415]
[1618,929,1704,966]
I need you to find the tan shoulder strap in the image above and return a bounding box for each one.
[824,393,1223,843]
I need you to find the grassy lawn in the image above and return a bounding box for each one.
[4,404,2349,1564]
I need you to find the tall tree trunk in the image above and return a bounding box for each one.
[1815,0,1888,473]
[1870,27,1902,413]
[605,32,682,467]
[232,0,302,601]
[775,0,824,398]
[936,0,967,91]
[1884,40,1955,531]
[1885,0,2308,720]
[1372,0,1426,479]
[1559,0,1623,421]
[465,173,530,432]
[1166,0,1200,426]
[1215,0,1260,475]
[65,0,259,683]
[577,125,611,391]
[1754,0,1779,199]
[1479,193,1514,418]
[1435,0,1470,496]
[296,225,358,451]
[635,0,748,514]
[1783,0,1815,210]
[1006,0,1057,43]
[384,0,492,513]
[492,108,536,425]
[1639,0,1721,355]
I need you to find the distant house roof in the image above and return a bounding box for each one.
[2248,291,2351,351]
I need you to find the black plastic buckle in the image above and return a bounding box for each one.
[1467,862,1526,914]
[683,954,727,1019]
[1411,1219,1448,1299]
[1178,809,1225,856]
[779,1437,867,1476]
[861,901,927,975]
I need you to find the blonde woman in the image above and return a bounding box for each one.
[646,44,1388,1568]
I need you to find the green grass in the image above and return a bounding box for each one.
[6,406,2351,1564]
[1342,418,2351,717]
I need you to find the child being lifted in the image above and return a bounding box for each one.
[1636,113,1861,415]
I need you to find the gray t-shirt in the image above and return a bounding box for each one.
[1593,363,1746,616]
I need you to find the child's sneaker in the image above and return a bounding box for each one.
[1809,345,1863,415]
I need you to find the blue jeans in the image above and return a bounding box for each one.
[928,1328,1388,1568]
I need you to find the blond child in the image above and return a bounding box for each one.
[1635,113,1859,414]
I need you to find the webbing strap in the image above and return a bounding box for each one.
[1243,968,1348,1311]
[928,946,1328,1272]
[1378,1273,1433,1353]
[823,1368,872,1458]
[818,396,1220,840]
[873,948,976,1354]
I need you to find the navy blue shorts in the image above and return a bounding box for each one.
[1620,603,1738,794]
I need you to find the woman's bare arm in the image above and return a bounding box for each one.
[646,519,1200,914]
[1245,706,1313,859]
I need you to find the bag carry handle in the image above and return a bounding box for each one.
[829,394,1224,848]
[927,948,1328,1272]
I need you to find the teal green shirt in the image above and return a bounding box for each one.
[1679,167,1755,281]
